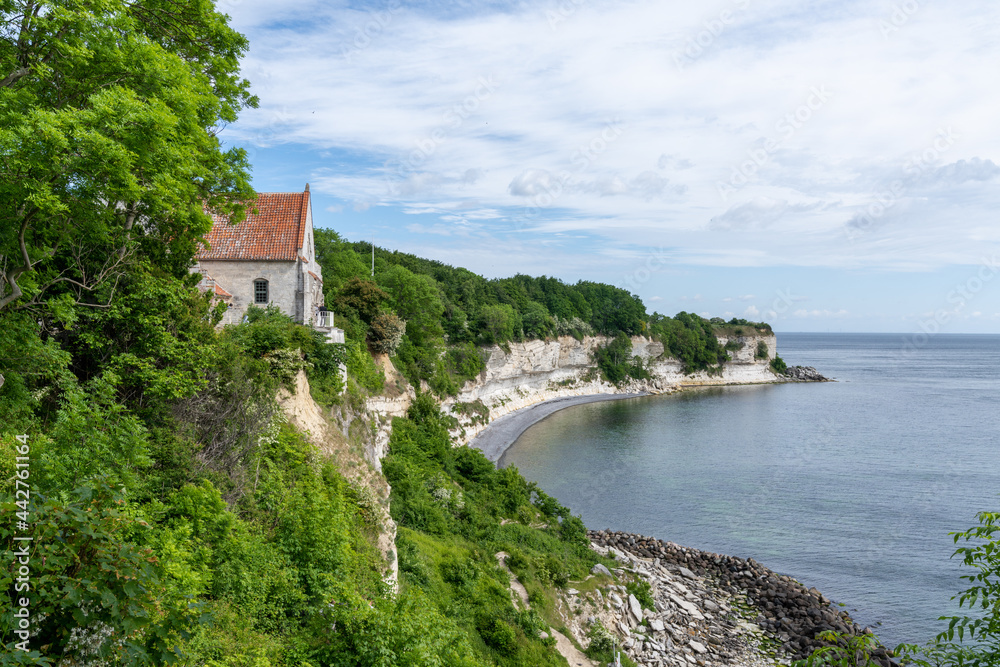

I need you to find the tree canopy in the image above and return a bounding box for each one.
[0,0,257,315]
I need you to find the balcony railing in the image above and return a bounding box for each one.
[316,310,335,328]
[316,311,345,344]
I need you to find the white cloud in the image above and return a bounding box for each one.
[793,309,851,318]
[228,0,1000,273]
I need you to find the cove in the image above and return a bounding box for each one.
[499,332,1000,649]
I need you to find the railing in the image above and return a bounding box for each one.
[316,311,345,344]
[316,310,335,328]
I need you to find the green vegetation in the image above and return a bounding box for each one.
[315,230,654,393]
[316,231,777,391]
[625,579,656,611]
[383,394,609,665]
[593,333,650,385]
[0,1,798,664]
[771,356,789,374]
[584,621,638,666]
[796,510,1000,667]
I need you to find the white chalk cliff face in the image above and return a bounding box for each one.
[443,333,779,445]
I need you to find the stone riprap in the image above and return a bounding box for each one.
[782,366,831,382]
[587,530,897,667]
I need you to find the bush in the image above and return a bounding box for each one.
[593,333,649,385]
[626,580,655,610]
[345,339,384,392]
[478,615,518,654]
[755,340,769,360]
[367,311,406,355]
[771,355,788,374]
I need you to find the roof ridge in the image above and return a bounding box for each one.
[296,185,309,252]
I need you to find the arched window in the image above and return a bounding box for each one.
[253,279,269,304]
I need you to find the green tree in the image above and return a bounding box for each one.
[0,0,256,315]
[521,300,554,339]
[334,277,389,325]
[368,311,407,355]
[475,303,519,345]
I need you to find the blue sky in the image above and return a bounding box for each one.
[221,0,1000,333]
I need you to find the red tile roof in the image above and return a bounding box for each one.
[196,188,310,261]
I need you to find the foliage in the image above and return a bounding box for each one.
[383,395,601,665]
[792,631,883,667]
[626,579,656,611]
[771,355,789,374]
[0,0,256,314]
[584,620,637,666]
[0,481,201,663]
[720,317,773,333]
[756,340,770,360]
[889,511,1000,667]
[345,339,385,393]
[592,333,650,385]
[223,304,345,397]
[476,303,520,346]
[797,510,1000,667]
[309,239,675,394]
[648,311,730,374]
[367,311,407,355]
[334,277,389,325]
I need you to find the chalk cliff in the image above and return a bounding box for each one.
[441,333,780,445]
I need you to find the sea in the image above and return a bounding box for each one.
[498,332,1000,649]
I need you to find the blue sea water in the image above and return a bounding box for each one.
[499,333,1000,648]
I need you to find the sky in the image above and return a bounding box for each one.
[220,0,1000,333]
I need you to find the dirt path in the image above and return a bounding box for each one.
[495,552,597,667]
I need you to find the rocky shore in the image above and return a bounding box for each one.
[582,530,896,667]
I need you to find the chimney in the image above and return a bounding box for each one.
[305,183,310,192]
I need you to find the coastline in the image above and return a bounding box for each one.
[466,368,830,464]
[468,391,649,462]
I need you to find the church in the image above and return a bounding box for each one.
[192,184,344,342]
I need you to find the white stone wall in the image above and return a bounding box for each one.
[194,195,326,327]
[195,259,300,324]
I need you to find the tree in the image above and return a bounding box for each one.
[334,277,390,324]
[574,281,647,335]
[0,481,201,663]
[367,311,406,355]
[475,303,518,345]
[0,0,256,316]
[521,300,554,339]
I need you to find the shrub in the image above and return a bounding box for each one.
[367,311,406,355]
[586,620,616,654]
[770,355,788,374]
[345,339,385,392]
[478,615,518,654]
[755,340,769,360]
[626,579,655,610]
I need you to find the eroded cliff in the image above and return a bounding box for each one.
[442,332,780,445]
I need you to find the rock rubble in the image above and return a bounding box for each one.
[781,366,830,382]
[585,530,896,667]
